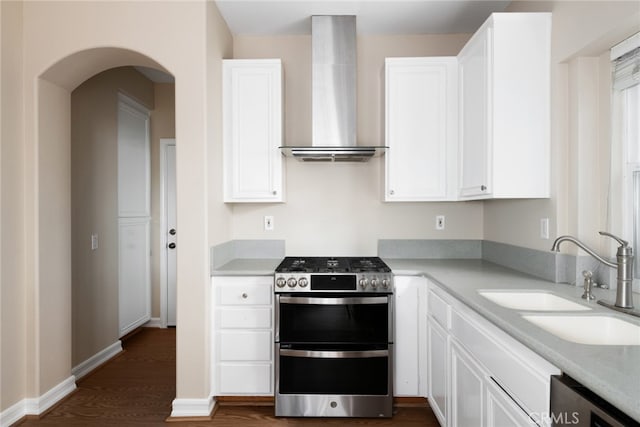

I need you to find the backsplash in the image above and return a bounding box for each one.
[379,239,610,287]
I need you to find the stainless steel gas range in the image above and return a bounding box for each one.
[274,256,394,418]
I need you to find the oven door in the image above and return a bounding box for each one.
[277,344,392,395]
[275,294,393,344]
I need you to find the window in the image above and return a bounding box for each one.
[612,34,640,283]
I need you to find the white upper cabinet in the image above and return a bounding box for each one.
[385,57,458,201]
[458,13,551,199]
[223,59,284,203]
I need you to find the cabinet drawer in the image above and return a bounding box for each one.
[451,308,558,417]
[217,363,272,395]
[217,307,272,329]
[216,280,272,306]
[218,330,272,361]
[428,287,450,329]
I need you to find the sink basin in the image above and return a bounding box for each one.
[523,315,640,345]
[478,290,591,311]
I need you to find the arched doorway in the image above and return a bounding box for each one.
[33,47,177,411]
[68,65,176,374]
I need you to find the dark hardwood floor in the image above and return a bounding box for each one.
[18,328,439,426]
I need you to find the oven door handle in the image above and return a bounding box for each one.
[278,296,388,305]
[280,349,389,359]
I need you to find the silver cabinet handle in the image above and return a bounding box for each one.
[241,293,248,299]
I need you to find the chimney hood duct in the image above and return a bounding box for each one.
[280,15,387,162]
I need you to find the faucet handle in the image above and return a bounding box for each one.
[599,231,629,247]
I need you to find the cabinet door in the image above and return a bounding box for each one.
[394,276,427,396]
[385,58,457,201]
[118,218,151,337]
[458,26,491,198]
[450,340,485,427]
[427,319,448,426]
[486,379,537,427]
[217,363,272,395]
[223,59,283,202]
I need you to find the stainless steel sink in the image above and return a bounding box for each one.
[478,290,591,311]
[522,314,640,345]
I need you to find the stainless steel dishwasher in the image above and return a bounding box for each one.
[550,375,639,426]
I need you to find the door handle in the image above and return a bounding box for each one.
[168,243,176,249]
[169,228,176,235]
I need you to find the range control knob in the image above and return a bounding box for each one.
[381,278,390,289]
[370,277,379,289]
[359,278,368,289]
[276,277,286,288]
[287,277,297,288]
[298,277,309,288]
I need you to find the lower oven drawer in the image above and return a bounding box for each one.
[277,344,392,395]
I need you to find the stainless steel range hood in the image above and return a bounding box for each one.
[280,15,387,162]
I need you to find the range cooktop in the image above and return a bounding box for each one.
[274,257,393,293]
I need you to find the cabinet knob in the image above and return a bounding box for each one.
[272,190,277,195]
[242,293,248,299]
[480,185,487,192]
[390,190,395,195]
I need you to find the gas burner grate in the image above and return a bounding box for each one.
[275,256,391,274]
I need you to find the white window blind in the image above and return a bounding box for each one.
[612,32,640,90]
[612,33,640,281]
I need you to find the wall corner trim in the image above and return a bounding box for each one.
[170,397,216,419]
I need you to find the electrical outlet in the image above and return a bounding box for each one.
[91,233,98,250]
[264,216,274,231]
[436,215,445,231]
[540,218,549,239]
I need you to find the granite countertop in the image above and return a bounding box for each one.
[385,258,640,422]
[210,256,640,421]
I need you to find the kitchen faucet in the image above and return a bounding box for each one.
[551,231,637,316]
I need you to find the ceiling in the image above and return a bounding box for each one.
[215,0,512,35]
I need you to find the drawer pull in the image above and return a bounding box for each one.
[242,293,248,299]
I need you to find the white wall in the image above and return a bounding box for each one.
[1,0,27,411]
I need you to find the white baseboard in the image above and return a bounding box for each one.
[25,376,77,415]
[1,376,77,427]
[144,317,162,328]
[170,397,215,418]
[0,400,26,427]
[71,340,122,381]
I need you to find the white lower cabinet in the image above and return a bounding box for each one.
[450,340,485,427]
[394,276,428,397]
[426,283,560,427]
[211,276,273,396]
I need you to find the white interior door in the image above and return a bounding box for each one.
[165,142,177,326]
